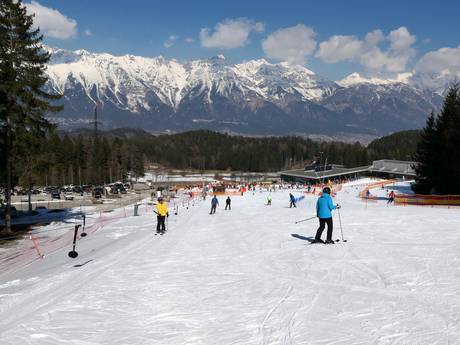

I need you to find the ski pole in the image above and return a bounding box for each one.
[294,216,316,224]
[337,207,347,242]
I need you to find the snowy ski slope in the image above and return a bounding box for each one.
[0,180,459,344]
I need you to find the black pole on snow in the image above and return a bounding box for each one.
[68,224,81,258]
[294,216,316,224]
[80,214,87,237]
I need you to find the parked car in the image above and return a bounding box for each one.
[83,185,92,193]
[64,192,74,201]
[51,190,61,199]
[112,183,127,194]
[119,187,127,194]
[93,187,104,199]
[73,186,83,194]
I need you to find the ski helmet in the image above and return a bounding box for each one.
[158,197,163,202]
[322,187,331,194]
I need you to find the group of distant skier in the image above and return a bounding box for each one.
[153,184,396,243]
[153,195,232,233]
[209,196,231,214]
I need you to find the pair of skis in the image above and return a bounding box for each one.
[295,209,348,242]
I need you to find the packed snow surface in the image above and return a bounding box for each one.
[1,180,460,344]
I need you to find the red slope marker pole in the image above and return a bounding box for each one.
[30,235,44,259]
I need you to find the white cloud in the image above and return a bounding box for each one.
[412,46,460,91]
[164,35,178,48]
[360,48,411,73]
[364,30,384,47]
[25,1,77,39]
[184,37,195,43]
[316,35,362,63]
[388,26,416,51]
[84,29,92,37]
[261,24,316,65]
[415,46,460,75]
[199,18,265,49]
[316,26,416,75]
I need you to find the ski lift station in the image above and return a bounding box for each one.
[280,159,416,184]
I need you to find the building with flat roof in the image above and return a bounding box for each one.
[368,160,416,177]
[280,160,416,183]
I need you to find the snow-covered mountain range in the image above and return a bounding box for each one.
[44,46,447,136]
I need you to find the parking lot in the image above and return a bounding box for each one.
[9,189,152,213]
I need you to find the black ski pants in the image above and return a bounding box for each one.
[315,217,333,241]
[157,215,166,232]
[290,201,296,208]
[225,202,231,210]
[210,205,217,214]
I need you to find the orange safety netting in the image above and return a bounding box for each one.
[395,194,460,206]
[0,194,197,276]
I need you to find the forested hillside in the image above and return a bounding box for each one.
[367,130,422,161]
[4,128,423,188]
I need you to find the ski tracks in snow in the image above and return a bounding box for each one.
[0,198,205,343]
[259,285,293,345]
[0,220,157,333]
[1,186,460,344]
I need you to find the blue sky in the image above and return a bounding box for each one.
[25,0,460,80]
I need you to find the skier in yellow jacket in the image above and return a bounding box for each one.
[155,197,169,235]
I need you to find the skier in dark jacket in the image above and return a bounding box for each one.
[225,196,231,210]
[210,195,219,214]
[314,187,340,244]
[289,193,296,208]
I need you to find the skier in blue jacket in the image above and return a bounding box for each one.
[289,193,296,208]
[210,195,219,214]
[314,187,340,244]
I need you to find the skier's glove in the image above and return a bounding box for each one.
[167,212,169,217]
[336,204,341,209]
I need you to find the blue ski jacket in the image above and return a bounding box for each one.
[211,197,219,206]
[316,192,337,219]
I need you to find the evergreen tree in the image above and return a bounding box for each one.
[0,0,62,232]
[435,84,460,194]
[413,113,438,193]
[414,85,460,194]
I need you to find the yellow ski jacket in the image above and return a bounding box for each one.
[156,202,168,217]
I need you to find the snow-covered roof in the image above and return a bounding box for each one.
[280,165,371,180]
[280,159,417,180]
[369,160,416,176]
